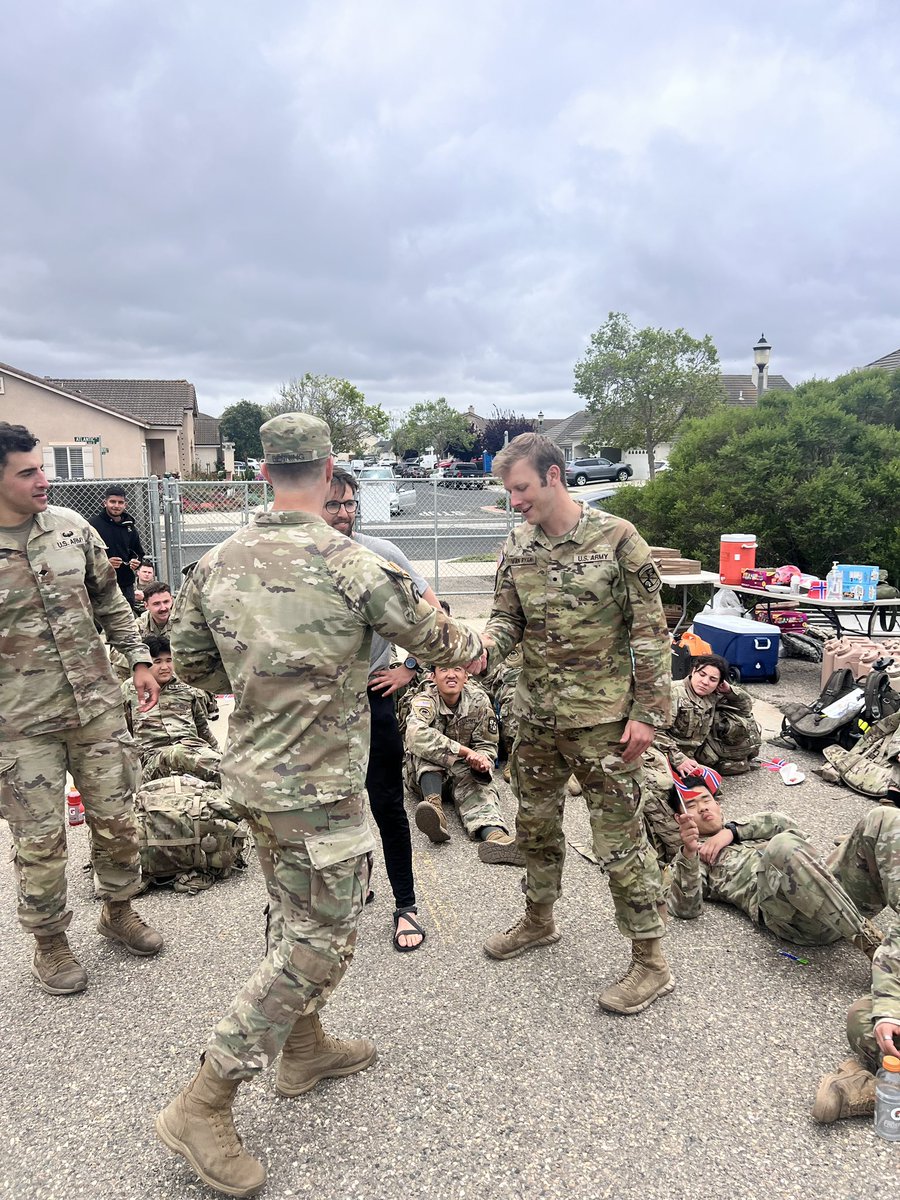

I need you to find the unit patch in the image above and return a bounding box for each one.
[410,695,438,724]
[637,563,663,595]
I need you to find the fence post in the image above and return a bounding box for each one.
[161,477,180,586]
[147,476,162,571]
[431,476,440,593]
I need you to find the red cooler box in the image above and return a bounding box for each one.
[691,613,781,683]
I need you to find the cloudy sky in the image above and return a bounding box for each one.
[1,0,899,419]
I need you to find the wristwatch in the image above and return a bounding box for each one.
[403,656,418,670]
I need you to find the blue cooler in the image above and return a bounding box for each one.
[691,613,780,683]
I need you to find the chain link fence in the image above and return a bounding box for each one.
[47,474,517,597]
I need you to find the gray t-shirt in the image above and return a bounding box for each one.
[354,532,430,674]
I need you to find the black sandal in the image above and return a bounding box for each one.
[392,907,426,953]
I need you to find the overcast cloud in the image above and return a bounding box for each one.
[1,0,898,418]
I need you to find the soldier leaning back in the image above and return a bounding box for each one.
[479,433,674,1016]
[0,423,163,997]
[155,414,483,1198]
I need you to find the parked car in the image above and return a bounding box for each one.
[653,459,669,473]
[357,466,415,516]
[440,462,486,489]
[565,457,633,486]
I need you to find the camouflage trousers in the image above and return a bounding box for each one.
[0,706,142,935]
[495,683,520,758]
[511,718,666,940]
[142,740,221,784]
[405,754,509,837]
[755,831,872,944]
[839,805,900,1069]
[205,793,375,1081]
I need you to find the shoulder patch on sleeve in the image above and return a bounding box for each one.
[410,695,437,723]
[637,562,663,595]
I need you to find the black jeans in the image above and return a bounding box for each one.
[366,688,416,912]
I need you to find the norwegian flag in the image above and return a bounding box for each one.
[757,757,788,772]
[669,765,723,797]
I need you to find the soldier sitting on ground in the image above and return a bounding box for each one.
[654,653,762,777]
[404,664,519,861]
[123,634,221,783]
[669,776,886,962]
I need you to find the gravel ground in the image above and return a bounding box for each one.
[1,655,896,1200]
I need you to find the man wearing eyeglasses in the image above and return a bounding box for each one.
[321,466,440,953]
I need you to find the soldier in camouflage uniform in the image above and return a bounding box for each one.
[656,655,761,776]
[0,423,163,997]
[156,414,483,1198]
[123,634,221,783]
[478,433,674,1016]
[135,580,173,638]
[404,665,517,859]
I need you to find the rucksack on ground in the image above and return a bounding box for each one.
[779,662,900,754]
[820,710,900,799]
[134,775,249,893]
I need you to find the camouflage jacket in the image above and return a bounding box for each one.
[655,679,755,766]
[0,505,151,737]
[136,610,171,639]
[484,505,671,729]
[874,924,900,1025]
[123,677,217,754]
[405,679,499,768]
[170,509,482,811]
[667,811,805,922]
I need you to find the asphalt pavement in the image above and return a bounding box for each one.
[0,655,895,1200]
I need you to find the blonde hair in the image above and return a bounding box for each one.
[492,432,567,486]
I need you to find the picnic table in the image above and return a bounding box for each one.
[660,570,720,634]
[713,581,900,637]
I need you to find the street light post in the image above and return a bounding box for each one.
[753,333,771,397]
[537,409,544,433]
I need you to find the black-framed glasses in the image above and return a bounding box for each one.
[324,498,359,514]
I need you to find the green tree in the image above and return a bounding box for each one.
[267,374,389,458]
[602,370,900,586]
[219,400,266,462]
[574,312,721,478]
[392,398,474,457]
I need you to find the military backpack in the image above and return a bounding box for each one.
[779,662,900,754]
[134,775,249,893]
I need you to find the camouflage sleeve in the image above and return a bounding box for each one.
[404,694,460,767]
[872,922,900,1024]
[83,523,151,672]
[169,569,232,695]
[614,525,672,728]
[483,537,527,667]
[471,693,500,756]
[121,681,136,736]
[732,811,803,841]
[667,850,705,919]
[650,684,687,767]
[191,690,219,749]
[335,552,483,668]
[717,684,755,718]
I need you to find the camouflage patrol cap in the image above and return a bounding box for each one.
[260,413,333,465]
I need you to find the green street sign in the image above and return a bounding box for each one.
[74,435,101,444]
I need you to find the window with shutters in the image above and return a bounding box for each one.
[53,446,85,480]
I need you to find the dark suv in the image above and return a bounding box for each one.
[441,462,486,489]
[565,457,632,486]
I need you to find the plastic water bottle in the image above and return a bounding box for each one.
[66,789,85,826]
[875,1055,900,1141]
[826,561,843,601]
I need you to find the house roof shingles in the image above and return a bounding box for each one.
[866,349,900,372]
[195,412,221,446]
[46,378,198,426]
[719,374,793,406]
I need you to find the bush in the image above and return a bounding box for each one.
[603,368,900,583]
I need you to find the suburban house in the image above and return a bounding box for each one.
[194,412,222,474]
[545,342,793,479]
[0,360,200,478]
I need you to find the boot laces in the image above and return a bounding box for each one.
[208,1108,245,1158]
[37,939,77,971]
[109,904,150,937]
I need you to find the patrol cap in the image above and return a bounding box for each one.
[260,413,333,465]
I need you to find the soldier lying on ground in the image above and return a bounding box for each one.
[123,634,221,783]
[655,653,761,777]
[404,664,521,863]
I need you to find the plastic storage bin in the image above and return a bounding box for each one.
[692,613,781,683]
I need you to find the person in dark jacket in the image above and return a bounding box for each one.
[88,485,145,608]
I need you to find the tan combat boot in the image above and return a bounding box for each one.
[811,1057,876,1123]
[156,1058,266,1196]
[483,900,560,960]
[275,1012,376,1097]
[598,938,675,1014]
[477,830,526,866]
[850,918,884,962]
[415,794,450,843]
[32,933,88,995]
[98,900,163,956]
[565,775,582,796]
[502,763,511,784]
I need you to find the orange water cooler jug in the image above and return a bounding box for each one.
[719,534,757,585]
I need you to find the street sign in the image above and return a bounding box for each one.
[74,435,101,444]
